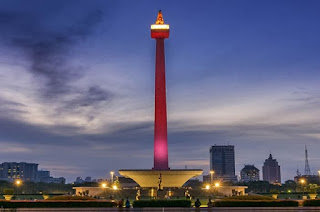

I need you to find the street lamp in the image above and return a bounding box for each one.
[101,183,107,198]
[112,185,118,190]
[214,182,220,188]
[210,170,215,184]
[15,180,21,186]
[15,180,22,199]
[110,171,114,183]
[205,184,210,190]
[300,179,306,196]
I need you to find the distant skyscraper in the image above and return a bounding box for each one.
[210,145,237,182]
[37,170,65,184]
[0,162,38,182]
[262,154,281,184]
[240,165,260,182]
[85,177,92,182]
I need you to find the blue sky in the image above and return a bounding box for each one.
[0,0,319,182]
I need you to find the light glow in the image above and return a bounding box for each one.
[205,184,210,190]
[112,185,118,190]
[300,179,305,184]
[101,183,107,188]
[151,24,169,30]
[215,182,220,187]
[15,180,21,186]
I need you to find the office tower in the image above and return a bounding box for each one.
[262,154,281,184]
[210,145,237,182]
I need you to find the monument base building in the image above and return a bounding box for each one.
[119,169,203,188]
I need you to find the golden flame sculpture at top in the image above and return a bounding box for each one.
[151,10,169,30]
[155,10,164,25]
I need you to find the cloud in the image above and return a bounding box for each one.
[65,86,111,108]
[17,10,101,96]
[0,142,32,153]
[0,8,110,104]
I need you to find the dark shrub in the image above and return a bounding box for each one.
[214,200,298,207]
[303,200,320,206]
[223,195,274,200]
[48,196,95,200]
[0,201,117,208]
[3,189,14,195]
[133,200,191,207]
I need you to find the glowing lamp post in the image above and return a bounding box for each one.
[15,180,22,198]
[101,183,107,198]
[300,179,306,196]
[151,10,170,170]
[210,170,215,184]
[110,171,114,183]
[205,184,210,190]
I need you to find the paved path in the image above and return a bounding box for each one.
[2,207,320,212]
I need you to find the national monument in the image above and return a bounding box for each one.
[119,11,203,188]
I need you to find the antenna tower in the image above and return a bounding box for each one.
[305,145,311,175]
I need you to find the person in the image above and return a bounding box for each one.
[125,198,130,208]
[195,198,201,208]
[207,198,213,208]
[118,199,124,208]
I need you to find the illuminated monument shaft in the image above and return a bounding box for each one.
[118,11,203,189]
[152,11,170,170]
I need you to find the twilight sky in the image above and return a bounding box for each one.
[0,0,319,183]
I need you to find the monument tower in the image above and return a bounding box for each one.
[152,10,169,170]
[119,11,202,189]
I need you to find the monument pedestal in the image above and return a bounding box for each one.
[119,169,203,188]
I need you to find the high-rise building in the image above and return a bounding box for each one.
[240,165,260,182]
[210,145,237,182]
[37,170,66,184]
[85,177,92,182]
[262,154,281,184]
[37,170,50,180]
[75,177,84,184]
[0,162,38,182]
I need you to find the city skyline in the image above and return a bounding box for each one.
[0,0,319,182]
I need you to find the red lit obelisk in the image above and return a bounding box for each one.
[151,11,170,170]
[119,11,202,189]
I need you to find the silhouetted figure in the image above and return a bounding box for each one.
[207,198,213,208]
[125,198,130,208]
[195,198,201,208]
[118,199,124,208]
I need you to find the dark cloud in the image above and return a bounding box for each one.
[67,86,111,108]
[0,8,111,106]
